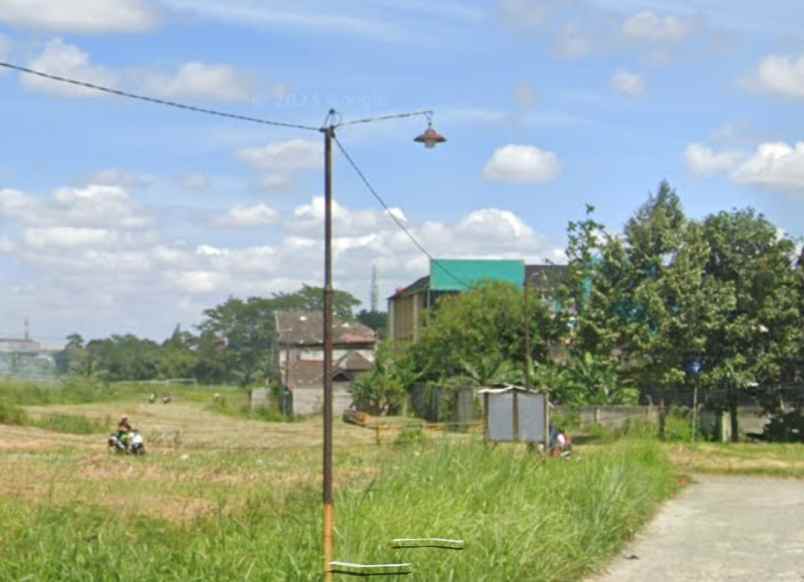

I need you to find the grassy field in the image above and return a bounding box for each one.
[0,379,681,581]
[668,442,804,478]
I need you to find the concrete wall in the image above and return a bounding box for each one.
[292,383,353,416]
[554,404,770,438]
[250,384,353,417]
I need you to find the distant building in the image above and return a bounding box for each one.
[275,310,377,415]
[0,337,42,353]
[0,333,58,379]
[388,259,567,343]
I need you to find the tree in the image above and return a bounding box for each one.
[701,209,801,438]
[271,284,361,320]
[86,335,162,381]
[159,325,199,380]
[198,297,276,386]
[351,342,420,415]
[357,309,388,336]
[621,185,734,396]
[410,281,562,384]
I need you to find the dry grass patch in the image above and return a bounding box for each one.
[669,442,804,478]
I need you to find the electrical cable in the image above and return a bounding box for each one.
[0,61,320,132]
[336,110,433,128]
[332,134,472,291]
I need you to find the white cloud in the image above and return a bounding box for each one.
[482,144,561,184]
[555,24,592,59]
[140,62,254,102]
[0,182,565,339]
[610,69,645,97]
[23,226,117,249]
[0,184,152,229]
[684,143,743,175]
[622,10,690,43]
[750,54,804,99]
[22,39,118,97]
[732,142,804,193]
[161,0,404,42]
[0,0,157,33]
[237,139,321,172]
[213,203,280,228]
[88,168,154,190]
[0,236,15,253]
[20,41,255,104]
[684,140,804,195]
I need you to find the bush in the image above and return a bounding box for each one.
[0,401,29,425]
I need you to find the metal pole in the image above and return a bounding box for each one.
[322,124,335,582]
[692,378,699,443]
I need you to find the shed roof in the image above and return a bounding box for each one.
[276,310,376,346]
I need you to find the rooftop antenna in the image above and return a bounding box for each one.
[370,265,379,313]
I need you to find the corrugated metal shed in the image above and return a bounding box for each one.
[430,259,525,292]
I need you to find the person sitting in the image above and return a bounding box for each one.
[548,424,572,458]
[118,416,132,432]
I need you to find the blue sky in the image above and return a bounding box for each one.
[1,0,803,344]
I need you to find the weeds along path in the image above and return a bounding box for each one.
[592,474,804,582]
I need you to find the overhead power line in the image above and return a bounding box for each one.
[336,110,433,128]
[333,134,472,290]
[0,61,320,132]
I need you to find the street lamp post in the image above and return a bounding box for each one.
[320,110,445,581]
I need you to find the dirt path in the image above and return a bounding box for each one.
[593,475,804,582]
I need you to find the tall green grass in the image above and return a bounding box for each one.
[0,377,239,407]
[0,439,677,581]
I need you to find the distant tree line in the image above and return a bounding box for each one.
[60,285,387,386]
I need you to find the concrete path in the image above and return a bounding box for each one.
[593,475,804,582]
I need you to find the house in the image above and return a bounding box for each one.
[275,310,377,415]
[387,259,567,343]
[0,332,57,378]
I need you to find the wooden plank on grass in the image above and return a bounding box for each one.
[329,561,412,576]
[391,538,465,550]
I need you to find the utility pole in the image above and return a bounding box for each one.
[319,109,444,581]
[322,121,335,582]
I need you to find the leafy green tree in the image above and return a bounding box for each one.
[621,185,734,394]
[410,281,562,384]
[351,342,421,415]
[700,209,801,437]
[271,284,361,320]
[357,309,388,336]
[158,325,199,380]
[86,335,161,381]
[198,297,276,386]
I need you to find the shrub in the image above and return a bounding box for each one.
[0,401,29,425]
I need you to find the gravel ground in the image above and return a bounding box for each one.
[593,474,804,582]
